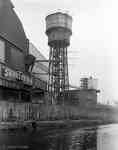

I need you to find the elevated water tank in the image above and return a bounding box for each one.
[46,12,72,47]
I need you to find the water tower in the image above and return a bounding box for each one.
[46,12,72,104]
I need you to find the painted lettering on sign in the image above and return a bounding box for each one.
[2,66,32,85]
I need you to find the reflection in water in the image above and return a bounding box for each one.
[36,128,97,150]
[97,124,118,150]
[69,129,97,150]
[0,124,118,150]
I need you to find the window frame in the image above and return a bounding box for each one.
[0,38,5,63]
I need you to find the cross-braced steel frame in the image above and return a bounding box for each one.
[48,45,69,104]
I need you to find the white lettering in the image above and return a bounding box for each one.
[4,68,9,77]
[3,66,32,85]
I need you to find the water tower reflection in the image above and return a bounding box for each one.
[40,128,97,150]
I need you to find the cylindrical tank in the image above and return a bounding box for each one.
[88,77,98,90]
[46,12,72,48]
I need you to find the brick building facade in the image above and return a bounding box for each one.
[64,89,99,107]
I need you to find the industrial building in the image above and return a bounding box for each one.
[0,0,48,100]
[0,0,47,121]
[63,77,100,107]
[0,0,30,102]
[29,42,48,103]
[64,88,98,107]
[80,76,98,90]
[29,42,48,82]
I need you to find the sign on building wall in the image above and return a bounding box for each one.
[0,62,48,91]
[1,64,32,85]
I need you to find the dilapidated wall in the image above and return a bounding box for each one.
[63,89,98,107]
[0,101,41,121]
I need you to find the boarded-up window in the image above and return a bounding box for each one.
[0,39,5,62]
[10,47,24,71]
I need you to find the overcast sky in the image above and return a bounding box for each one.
[11,0,118,104]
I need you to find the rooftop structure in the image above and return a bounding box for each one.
[29,42,48,82]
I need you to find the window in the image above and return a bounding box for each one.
[10,47,24,71]
[0,39,5,62]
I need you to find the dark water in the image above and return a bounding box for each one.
[0,124,118,150]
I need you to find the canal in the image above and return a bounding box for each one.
[0,124,118,150]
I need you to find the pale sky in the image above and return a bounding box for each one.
[11,0,118,104]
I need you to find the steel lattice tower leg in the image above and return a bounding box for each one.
[48,46,69,104]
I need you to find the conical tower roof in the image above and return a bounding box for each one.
[0,0,28,51]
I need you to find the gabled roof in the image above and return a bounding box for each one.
[0,0,28,51]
